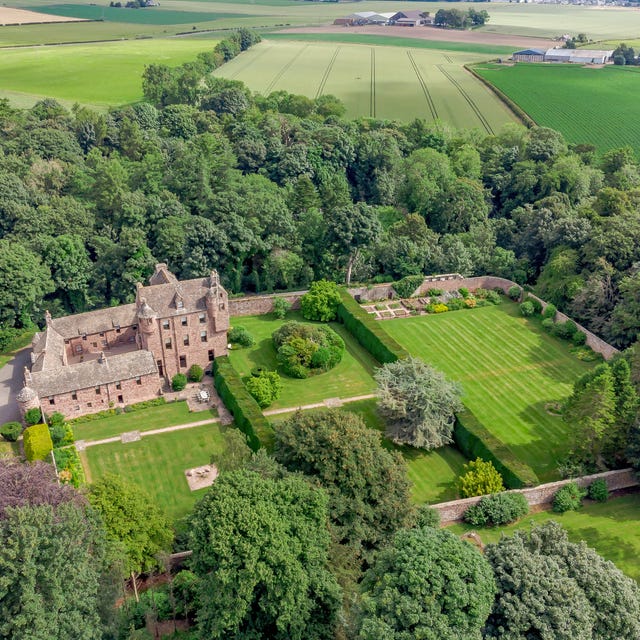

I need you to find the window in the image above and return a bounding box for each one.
[181,317,188,326]
[162,320,170,330]
[115,381,121,390]
[82,334,87,341]
[177,300,184,309]
[165,338,172,349]
[49,397,55,405]
[208,350,214,362]
[99,332,104,337]
[132,325,137,330]
[116,326,121,334]
[87,402,92,408]
[101,339,107,347]
[95,387,101,395]
[199,313,206,324]
[179,355,187,368]
[75,345,82,354]
[92,342,97,348]
[117,395,124,403]
[200,331,207,342]
[71,391,77,400]
[136,377,142,386]
[183,335,190,346]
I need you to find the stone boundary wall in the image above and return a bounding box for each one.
[228,291,305,317]
[433,468,639,525]
[347,283,396,302]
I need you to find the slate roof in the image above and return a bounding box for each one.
[51,304,138,339]
[137,277,213,318]
[31,350,157,397]
[513,49,546,56]
[392,10,427,20]
[30,328,66,372]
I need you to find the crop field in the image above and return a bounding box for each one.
[475,63,640,152]
[383,301,593,483]
[0,38,218,107]
[449,493,640,582]
[214,39,517,128]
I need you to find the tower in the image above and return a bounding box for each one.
[17,367,41,423]
[206,270,229,333]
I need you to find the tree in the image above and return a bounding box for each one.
[274,409,412,553]
[210,428,252,474]
[245,370,282,408]
[610,272,640,347]
[187,364,203,382]
[458,458,505,497]
[374,357,462,449]
[272,296,291,319]
[171,373,188,391]
[484,521,640,639]
[358,526,495,640]
[88,475,173,598]
[300,280,342,322]
[189,469,342,640]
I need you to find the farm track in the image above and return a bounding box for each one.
[315,45,340,99]
[407,50,438,121]
[444,54,454,63]
[263,43,309,95]
[370,47,376,118]
[437,63,494,135]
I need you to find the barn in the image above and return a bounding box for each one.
[512,49,546,62]
[544,48,614,64]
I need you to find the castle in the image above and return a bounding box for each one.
[17,264,230,420]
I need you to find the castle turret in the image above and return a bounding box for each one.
[17,367,40,422]
[206,270,229,332]
[137,297,157,335]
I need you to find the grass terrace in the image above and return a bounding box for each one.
[80,422,226,521]
[227,312,378,410]
[383,300,593,483]
[449,493,640,582]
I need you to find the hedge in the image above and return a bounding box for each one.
[453,409,538,489]
[23,424,54,462]
[336,289,409,364]
[212,356,274,451]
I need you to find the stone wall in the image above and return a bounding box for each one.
[433,468,639,525]
[229,292,304,317]
[347,284,396,302]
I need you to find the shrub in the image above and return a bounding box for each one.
[53,446,85,487]
[49,422,73,448]
[541,318,554,331]
[459,458,505,498]
[187,364,204,383]
[171,373,188,392]
[0,421,21,442]
[553,320,578,340]
[272,297,292,320]
[24,407,42,426]
[228,326,255,347]
[414,505,441,529]
[475,288,501,305]
[542,303,557,319]
[508,285,522,300]
[23,424,53,462]
[572,330,587,346]
[432,303,449,314]
[465,297,477,308]
[393,275,424,299]
[527,295,543,314]
[588,478,608,503]
[245,370,282,408]
[446,298,466,311]
[463,492,529,527]
[458,287,470,299]
[553,482,586,513]
[519,301,535,317]
[300,280,342,322]
[427,288,443,296]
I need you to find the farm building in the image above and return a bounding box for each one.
[333,11,395,26]
[390,10,433,26]
[512,49,546,62]
[544,48,613,63]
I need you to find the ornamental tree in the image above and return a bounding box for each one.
[458,458,505,498]
[358,526,495,640]
[189,469,341,640]
[300,280,342,322]
[375,357,462,449]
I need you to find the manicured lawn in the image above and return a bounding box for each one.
[80,423,226,521]
[71,400,216,442]
[449,493,640,582]
[228,312,378,410]
[383,301,593,483]
[271,397,467,504]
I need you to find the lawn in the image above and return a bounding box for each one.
[71,400,215,442]
[214,39,517,128]
[227,312,378,410]
[0,38,219,107]
[383,301,593,483]
[475,63,640,152]
[80,422,226,521]
[449,493,640,582]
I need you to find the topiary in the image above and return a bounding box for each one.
[464,492,529,527]
[0,421,22,442]
[23,424,53,462]
[587,478,608,503]
[171,373,188,392]
[553,481,586,513]
[24,407,42,426]
[187,364,204,383]
[520,301,535,317]
[542,303,557,319]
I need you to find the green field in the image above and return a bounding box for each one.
[227,313,377,410]
[383,302,593,483]
[71,401,215,442]
[449,493,640,582]
[214,39,517,128]
[475,63,640,152]
[0,38,218,107]
[81,422,226,520]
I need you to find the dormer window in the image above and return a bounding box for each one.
[177,300,184,309]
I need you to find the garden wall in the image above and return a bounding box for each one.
[229,291,304,317]
[347,284,396,302]
[433,468,639,525]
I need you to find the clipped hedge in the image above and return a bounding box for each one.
[336,289,409,364]
[213,356,273,451]
[453,409,538,489]
[23,424,54,462]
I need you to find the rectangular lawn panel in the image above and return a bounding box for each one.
[227,312,377,410]
[448,493,640,582]
[81,423,226,521]
[383,302,592,483]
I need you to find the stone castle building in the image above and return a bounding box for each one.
[17,264,229,420]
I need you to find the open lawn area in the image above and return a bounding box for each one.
[228,312,377,410]
[449,493,640,582]
[80,422,226,521]
[71,400,215,442]
[271,397,467,504]
[383,301,593,483]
